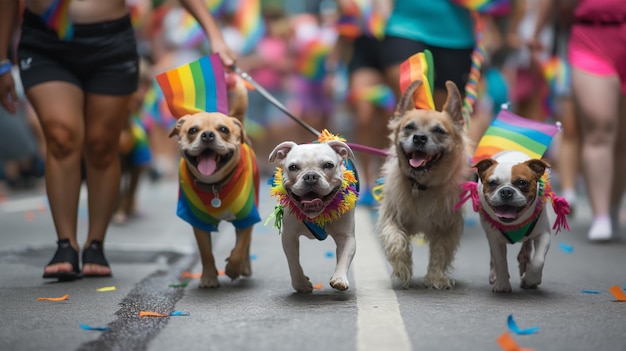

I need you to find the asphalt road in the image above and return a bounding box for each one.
[0,176,624,351]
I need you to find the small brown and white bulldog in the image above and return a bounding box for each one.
[377,80,472,289]
[268,141,357,293]
[474,150,552,293]
[169,74,260,288]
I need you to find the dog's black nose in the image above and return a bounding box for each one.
[303,172,319,184]
[413,133,428,145]
[201,131,215,142]
[499,187,515,200]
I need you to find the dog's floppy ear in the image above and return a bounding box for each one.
[473,158,497,178]
[269,141,297,163]
[326,140,355,161]
[442,81,464,128]
[230,117,247,144]
[393,80,422,118]
[169,116,188,138]
[524,159,551,179]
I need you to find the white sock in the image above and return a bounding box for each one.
[588,215,612,241]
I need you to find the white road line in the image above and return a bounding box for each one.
[353,208,412,351]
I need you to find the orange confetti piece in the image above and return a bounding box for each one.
[24,211,35,222]
[608,285,626,301]
[139,311,168,317]
[218,270,225,276]
[497,332,534,351]
[313,283,323,289]
[180,272,202,279]
[37,294,69,301]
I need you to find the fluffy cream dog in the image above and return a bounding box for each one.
[268,140,358,293]
[377,80,472,289]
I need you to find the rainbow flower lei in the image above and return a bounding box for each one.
[266,130,359,233]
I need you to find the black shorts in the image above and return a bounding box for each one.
[349,35,474,94]
[17,10,139,95]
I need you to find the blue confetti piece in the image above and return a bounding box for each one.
[581,290,601,294]
[249,254,257,261]
[169,311,190,316]
[325,251,335,258]
[507,314,540,335]
[558,242,574,253]
[80,324,110,331]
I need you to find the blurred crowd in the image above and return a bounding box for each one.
[1,0,624,240]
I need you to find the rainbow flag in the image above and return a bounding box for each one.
[399,50,435,110]
[542,55,570,117]
[156,54,228,118]
[336,0,386,40]
[128,114,152,166]
[233,0,265,55]
[41,0,73,40]
[451,0,511,16]
[296,40,332,82]
[335,16,361,39]
[473,109,560,163]
[205,0,229,17]
[177,143,260,232]
[349,84,396,112]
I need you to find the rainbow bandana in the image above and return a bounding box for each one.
[266,131,359,240]
[177,143,261,232]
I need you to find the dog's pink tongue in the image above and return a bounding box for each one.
[495,208,518,219]
[197,155,218,176]
[301,198,324,213]
[409,154,428,168]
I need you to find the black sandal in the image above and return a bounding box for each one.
[43,239,82,281]
[82,240,112,277]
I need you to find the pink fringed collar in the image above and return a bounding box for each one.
[454,180,571,234]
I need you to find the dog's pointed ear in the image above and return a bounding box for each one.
[393,80,422,118]
[326,140,355,161]
[269,141,297,163]
[169,116,188,138]
[473,158,497,178]
[525,159,551,179]
[442,81,464,128]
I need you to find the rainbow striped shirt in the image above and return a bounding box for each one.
[177,144,260,232]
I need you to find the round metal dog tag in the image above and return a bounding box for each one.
[211,198,222,208]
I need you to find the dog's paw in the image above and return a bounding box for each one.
[241,257,252,277]
[492,281,512,293]
[520,272,541,289]
[330,276,349,291]
[292,276,313,293]
[424,273,455,289]
[199,276,220,288]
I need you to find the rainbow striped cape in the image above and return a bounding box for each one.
[177,144,260,232]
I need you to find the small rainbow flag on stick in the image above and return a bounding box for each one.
[296,40,332,82]
[349,84,396,112]
[234,0,265,55]
[473,108,559,163]
[156,54,228,118]
[42,0,73,40]
[399,50,435,110]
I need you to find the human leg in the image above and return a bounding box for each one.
[556,97,580,207]
[570,67,621,240]
[27,82,85,276]
[610,94,626,237]
[82,93,132,276]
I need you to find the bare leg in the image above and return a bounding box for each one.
[555,97,580,205]
[27,82,85,275]
[571,68,621,240]
[610,94,626,236]
[82,93,132,275]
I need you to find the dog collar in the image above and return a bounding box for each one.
[266,162,359,239]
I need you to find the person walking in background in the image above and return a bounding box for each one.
[0,0,236,281]
[530,0,626,242]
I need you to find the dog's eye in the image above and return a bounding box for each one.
[432,126,446,135]
[288,163,299,172]
[487,179,499,188]
[188,127,199,135]
[323,162,334,169]
[403,123,416,132]
[515,179,529,188]
[219,126,230,134]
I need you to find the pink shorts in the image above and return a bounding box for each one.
[568,23,626,93]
